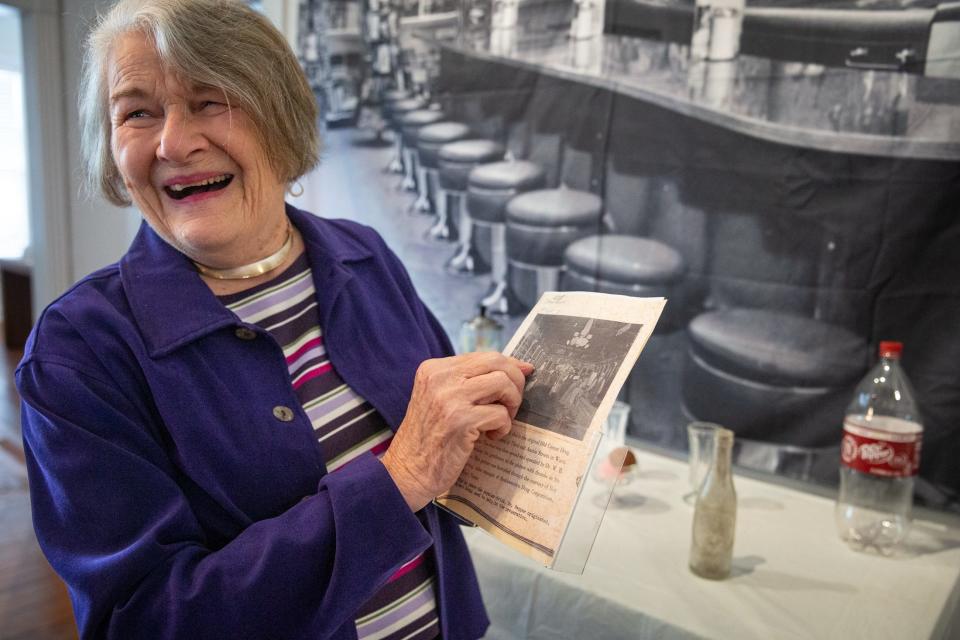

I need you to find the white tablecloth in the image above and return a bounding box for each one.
[466,448,960,639]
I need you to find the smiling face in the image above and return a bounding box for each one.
[108,31,288,268]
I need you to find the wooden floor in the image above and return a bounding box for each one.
[0,340,78,639]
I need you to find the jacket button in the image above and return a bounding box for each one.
[235,327,257,340]
[273,405,295,422]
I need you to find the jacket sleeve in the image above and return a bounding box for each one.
[17,352,433,639]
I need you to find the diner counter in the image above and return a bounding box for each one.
[466,447,960,639]
[423,10,960,160]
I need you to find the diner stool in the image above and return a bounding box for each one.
[561,234,686,434]
[383,88,411,103]
[417,121,472,221]
[377,88,412,117]
[505,186,603,309]
[682,308,869,450]
[398,108,445,194]
[434,139,506,265]
[384,96,427,174]
[470,160,548,314]
[355,84,407,143]
[562,234,685,329]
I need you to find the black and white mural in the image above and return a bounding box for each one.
[305,0,960,511]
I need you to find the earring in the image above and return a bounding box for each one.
[288,181,304,197]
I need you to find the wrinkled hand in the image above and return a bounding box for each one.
[381,353,534,511]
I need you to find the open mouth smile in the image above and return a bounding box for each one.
[164,174,234,201]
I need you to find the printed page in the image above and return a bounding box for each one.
[437,292,666,566]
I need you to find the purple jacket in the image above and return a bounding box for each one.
[16,205,489,639]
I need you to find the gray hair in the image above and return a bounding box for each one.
[79,0,319,206]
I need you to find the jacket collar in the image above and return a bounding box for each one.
[120,204,372,358]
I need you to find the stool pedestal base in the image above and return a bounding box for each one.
[481,279,524,316]
[446,197,490,276]
[412,163,432,213]
[400,147,417,191]
[386,136,403,173]
[426,188,455,241]
[507,261,562,311]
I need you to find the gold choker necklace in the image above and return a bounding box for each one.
[193,226,293,280]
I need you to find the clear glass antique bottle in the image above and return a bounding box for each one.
[689,427,736,579]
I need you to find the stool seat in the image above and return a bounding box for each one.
[418,122,472,169]
[506,189,602,228]
[505,187,603,270]
[504,186,603,308]
[383,89,411,102]
[400,109,445,146]
[439,139,505,164]
[390,97,427,113]
[564,235,685,286]
[438,140,506,192]
[689,309,868,387]
[399,109,444,127]
[468,161,547,224]
[468,160,545,191]
[386,97,428,126]
[419,122,472,144]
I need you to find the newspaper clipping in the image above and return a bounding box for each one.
[436,292,665,566]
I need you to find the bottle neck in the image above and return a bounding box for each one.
[712,433,734,480]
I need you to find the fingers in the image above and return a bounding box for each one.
[464,371,523,416]
[471,403,513,438]
[494,361,526,396]
[458,352,533,379]
[485,410,513,441]
[512,358,536,376]
[455,353,534,395]
[415,353,531,393]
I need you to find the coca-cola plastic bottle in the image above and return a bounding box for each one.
[835,341,923,554]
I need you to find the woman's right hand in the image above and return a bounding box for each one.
[381,352,534,511]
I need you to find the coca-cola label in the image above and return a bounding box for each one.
[841,419,921,477]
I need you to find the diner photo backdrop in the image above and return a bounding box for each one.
[301,0,960,511]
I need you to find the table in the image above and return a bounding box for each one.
[465,447,960,639]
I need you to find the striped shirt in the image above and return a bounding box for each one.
[219,253,440,640]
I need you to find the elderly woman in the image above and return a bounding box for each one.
[15,0,532,638]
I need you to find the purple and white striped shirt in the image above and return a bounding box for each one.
[220,253,440,640]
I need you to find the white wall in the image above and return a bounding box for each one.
[62,0,142,283]
[15,0,135,316]
[262,0,301,52]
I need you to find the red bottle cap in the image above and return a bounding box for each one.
[878,341,903,358]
